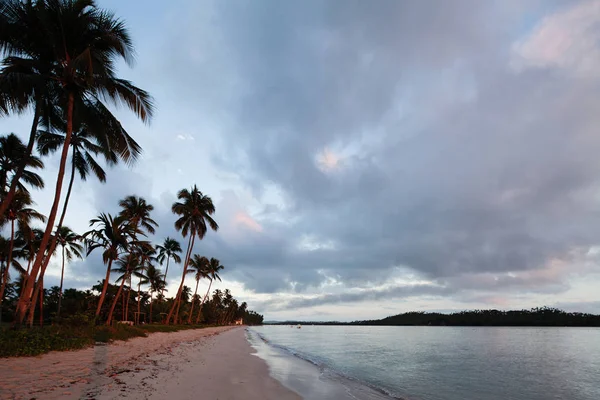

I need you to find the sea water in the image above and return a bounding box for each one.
[247,325,600,400]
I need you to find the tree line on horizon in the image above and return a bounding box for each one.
[268,307,600,327]
[0,0,262,328]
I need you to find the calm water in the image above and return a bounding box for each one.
[248,325,600,400]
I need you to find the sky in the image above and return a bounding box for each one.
[3,0,600,321]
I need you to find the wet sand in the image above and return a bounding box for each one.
[0,326,300,400]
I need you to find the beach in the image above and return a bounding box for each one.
[0,326,300,400]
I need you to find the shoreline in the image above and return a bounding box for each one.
[0,326,300,400]
[247,328,396,400]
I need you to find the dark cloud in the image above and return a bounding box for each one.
[7,0,600,315]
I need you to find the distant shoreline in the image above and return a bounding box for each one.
[267,307,600,327]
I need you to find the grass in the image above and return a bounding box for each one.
[0,322,209,358]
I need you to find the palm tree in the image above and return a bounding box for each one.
[13,0,154,325]
[166,186,218,324]
[156,237,181,299]
[146,263,164,323]
[186,255,208,324]
[0,0,54,217]
[28,101,146,321]
[106,252,139,326]
[16,226,44,276]
[134,242,154,324]
[0,191,45,305]
[83,213,132,319]
[196,257,223,324]
[55,226,83,317]
[0,133,44,196]
[0,234,24,309]
[118,196,158,236]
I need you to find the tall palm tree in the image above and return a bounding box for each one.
[196,257,223,324]
[12,0,154,325]
[156,237,181,299]
[0,133,44,196]
[0,191,45,305]
[186,255,208,324]
[166,186,218,324]
[83,213,132,319]
[55,226,83,317]
[146,263,164,323]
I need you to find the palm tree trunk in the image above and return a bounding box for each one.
[149,291,153,324]
[196,280,213,324]
[136,278,142,324]
[29,150,77,322]
[187,279,200,324]
[160,257,170,300]
[95,258,114,319]
[0,220,15,306]
[0,103,40,219]
[38,277,43,327]
[107,275,127,326]
[57,246,66,318]
[16,93,75,325]
[166,235,194,324]
[122,288,126,321]
[126,280,132,321]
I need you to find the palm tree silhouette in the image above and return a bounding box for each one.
[187,255,209,324]
[84,213,134,320]
[0,133,44,196]
[156,237,182,300]
[146,264,165,323]
[166,185,218,324]
[55,226,83,317]
[11,0,154,325]
[0,191,45,305]
[196,257,223,324]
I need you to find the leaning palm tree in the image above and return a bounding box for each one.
[156,237,182,299]
[196,257,223,324]
[146,263,165,323]
[186,255,209,324]
[83,213,132,319]
[55,226,83,317]
[0,191,45,305]
[166,186,218,324]
[12,0,154,325]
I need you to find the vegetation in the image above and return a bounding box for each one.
[355,307,600,327]
[0,0,262,354]
[268,307,600,327]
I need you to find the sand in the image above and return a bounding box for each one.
[0,326,301,400]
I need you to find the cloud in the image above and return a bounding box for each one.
[511,1,600,77]
[4,0,600,319]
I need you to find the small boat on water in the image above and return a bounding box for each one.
[297,325,301,329]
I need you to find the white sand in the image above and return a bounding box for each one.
[0,326,301,400]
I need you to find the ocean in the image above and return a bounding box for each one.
[247,325,600,400]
